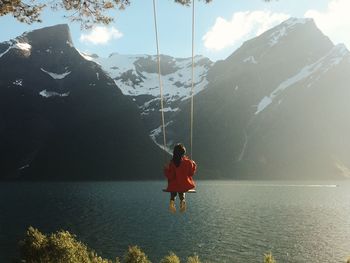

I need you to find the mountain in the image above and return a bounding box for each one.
[82,18,350,180]
[0,24,165,180]
[166,18,350,179]
[2,18,350,181]
[86,53,213,149]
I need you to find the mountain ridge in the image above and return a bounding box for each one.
[0,24,166,180]
[163,17,350,179]
[2,18,350,180]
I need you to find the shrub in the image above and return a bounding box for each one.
[263,252,276,263]
[186,254,201,263]
[19,226,116,263]
[160,252,181,263]
[123,245,151,263]
[18,227,282,263]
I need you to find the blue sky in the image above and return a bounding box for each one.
[1,0,348,61]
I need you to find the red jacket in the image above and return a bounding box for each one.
[164,156,196,192]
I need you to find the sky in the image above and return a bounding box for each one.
[0,0,349,61]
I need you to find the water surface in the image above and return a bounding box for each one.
[1,180,350,262]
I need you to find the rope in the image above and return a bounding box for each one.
[152,0,196,160]
[152,0,167,162]
[190,0,195,159]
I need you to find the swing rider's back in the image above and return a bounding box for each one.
[164,143,197,213]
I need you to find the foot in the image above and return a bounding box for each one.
[180,200,186,213]
[169,200,176,213]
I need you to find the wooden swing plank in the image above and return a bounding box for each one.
[162,189,196,193]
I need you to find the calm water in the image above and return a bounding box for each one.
[1,181,350,262]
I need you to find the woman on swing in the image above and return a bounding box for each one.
[164,143,197,213]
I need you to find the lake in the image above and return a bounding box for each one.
[1,181,350,262]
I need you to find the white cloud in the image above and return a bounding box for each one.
[305,0,350,47]
[80,26,123,45]
[203,10,290,51]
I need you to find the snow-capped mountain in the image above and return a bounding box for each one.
[2,18,350,180]
[167,17,350,179]
[85,52,212,148]
[0,24,165,180]
[93,53,211,99]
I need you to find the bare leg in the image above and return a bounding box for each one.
[169,192,177,213]
[179,192,186,213]
[170,192,177,201]
[178,192,185,201]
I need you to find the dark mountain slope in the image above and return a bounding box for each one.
[167,18,350,179]
[0,24,165,180]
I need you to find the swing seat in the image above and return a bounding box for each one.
[162,189,196,193]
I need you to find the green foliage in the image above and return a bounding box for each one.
[0,0,131,28]
[0,0,212,28]
[17,227,282,263]
[0,0,44,24]
[174,0,212,6]
[1,0,275,28]
[186,254,201,263]
[263,252,276,263]
[19,226,117,263]
[176,0,271,4]
[160,252,181,263]
[123,245,151,263]
[57,0,131,29]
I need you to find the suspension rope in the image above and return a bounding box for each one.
[152,0,167,161]
[190,0,195,159]
[153,0,196,160]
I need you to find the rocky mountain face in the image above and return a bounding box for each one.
[0,24,165,180]
[167,18,350,179]
[2,18,350,180]
[86,53,213,149]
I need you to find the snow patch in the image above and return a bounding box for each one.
[40,68,71,80]
[327,44,348,66]
[15,42,31,51]
[13,79,23,86]
[0,45,12,58]
[243,56,257,64]
[149,121,173,154]
[97,53,142,75]
[159,107,179,112]
[77,50,94,61]
[269,18,311,47]
[139,97,159,111]
[0,41,31,58]
[255,96,273,115]
[39,90,70,98]
[255,44,349,115]
[66,40,73,47]
[284,17,310,27]
[94,54,209,102]
[19,164,30,170]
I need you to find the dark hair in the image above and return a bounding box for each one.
[172,143,186,167]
